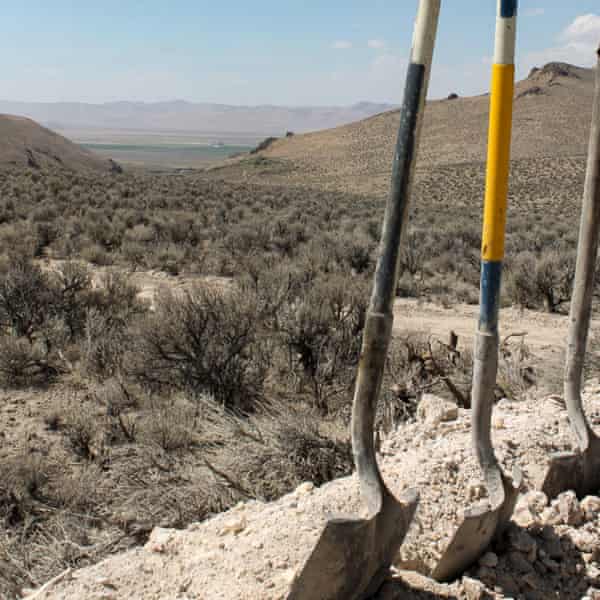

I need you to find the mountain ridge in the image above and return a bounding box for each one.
[0,100,398,136]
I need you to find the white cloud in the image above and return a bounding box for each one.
[523,8,545,17]
[561,13,600,45]
[522,13,600,70]
[367,39,386,49]
[332,40,352,50]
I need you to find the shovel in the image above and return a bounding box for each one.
[431,0,522,582]
[541,46,600,500]
[288,1,441,598]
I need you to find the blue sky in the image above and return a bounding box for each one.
[1,1,598,105]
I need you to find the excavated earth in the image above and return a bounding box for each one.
[31,383,600,600]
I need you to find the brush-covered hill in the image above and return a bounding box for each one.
[215,62,594,196]
[0,114,118,172]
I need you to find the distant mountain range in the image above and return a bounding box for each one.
[0,100,397,136]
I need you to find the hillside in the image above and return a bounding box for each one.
[214,63,595,195]
[0,114,117,172]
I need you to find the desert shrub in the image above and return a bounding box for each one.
[81,243,113,266]
[278,274,368,413]
[534,250,576,313]
[379,331,472,432]
[0,336,59,386]
[507,250,576,312]
[63,401,104,461]
[133,285,266,411]
[204,404,352,501]
[250,136,278,154]
[77,273,141,379]
[82,309,129,379]
[52,261,93,338]
[140,399,196,452]
[496,335,536,400]
[398,230,426,279]
[120,240,147,270]
[335,235,373,274]
[0,257,56,340]
[151,244,186,275]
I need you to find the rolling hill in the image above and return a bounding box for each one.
[0,114,117,172]
[215,62,595,196]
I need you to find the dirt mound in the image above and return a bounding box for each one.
[0,114,117,172]
[29,383,600,600]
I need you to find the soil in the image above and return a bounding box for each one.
[29,382,600,600]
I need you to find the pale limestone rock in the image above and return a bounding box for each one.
[581,495,600,521]
[145,527,176,553]
[417,394,458,426]
[569,529,598,554]
[555,490,584,526]
[220,515,247,536]
[519,491,548,515]
[462,576,486,600]
[295,482,315,496]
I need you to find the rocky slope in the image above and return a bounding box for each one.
[0,114,117,172]
[29,382,600,600]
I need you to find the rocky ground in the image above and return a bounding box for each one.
[26,381,600,600]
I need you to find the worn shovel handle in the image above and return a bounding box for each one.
[352,0,440,510]
[472,0,518,488]
[564,47,600,451]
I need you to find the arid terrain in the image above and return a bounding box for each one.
[1,61,599,600]
[211,62,594,196]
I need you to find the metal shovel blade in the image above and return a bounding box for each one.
[288,487,418,600]
[431,469,521,582]
[542,435,600,499]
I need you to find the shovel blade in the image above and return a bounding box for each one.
[542,438,600,499]
[431,471,520,582]
[541,452,584,499]
[288,489,418,600]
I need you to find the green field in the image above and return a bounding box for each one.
[82,141,252,168]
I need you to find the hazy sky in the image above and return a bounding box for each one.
[1,1,599,106]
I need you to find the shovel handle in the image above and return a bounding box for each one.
[473,0,518,478]
[352,0,440,513]
[564,47,600,450]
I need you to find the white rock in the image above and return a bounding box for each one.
[492,416,505,429]
[462,576,486,600]
[569,529,598,553]
[145,527,176,553]
[519,491,548,515]
[295,482,315,496]
[513,507,537,528]
[220,515,247,536]
[555,490,584,526]
[581,496,600,521]
[539,506,561,526]
[417,394,458,426]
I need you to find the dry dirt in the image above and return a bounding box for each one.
[29,383,600,600]
[42,257,579,354]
